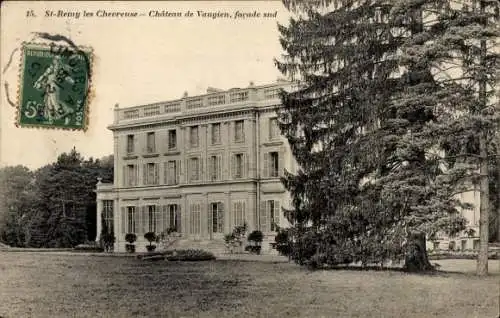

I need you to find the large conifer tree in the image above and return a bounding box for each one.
[276,0,498,272]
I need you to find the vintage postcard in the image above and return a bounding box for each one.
[1,1,499,318]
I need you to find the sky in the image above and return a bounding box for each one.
[0,1,291,170]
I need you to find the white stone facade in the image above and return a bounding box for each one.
[96,81,297,253]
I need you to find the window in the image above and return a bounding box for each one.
[147,205,156,232]
[168,130,177,150]
[189,157,200,181]
[234,120,244,142]
[260,200,280,232]
[165,160,178,185]
[125,164,137,186]
[127,135,135,153]
[168,205,180,232]
[233,154,243,179]
[211,123,221,144]
[230,91,248,103]
[269,118,279,139]
[233,201,246,227]
[147,132,156,153]
[190,203,201,235]
[144,163,159,185]
[269,152,279,177]
[208,94,225,106]
[210,202,224,234]
[268,200,280,231]
[102,200,114,233]
[190,126,199,148]
[127,206,136,233]
[473,239,480,251]
[209,155,222,181]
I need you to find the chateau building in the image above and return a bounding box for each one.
[96,80,482,253]
[96,81,297,253]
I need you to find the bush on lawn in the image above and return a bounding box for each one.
[74,243,104,252]
[274,228,292,257]
[166,249,216,261]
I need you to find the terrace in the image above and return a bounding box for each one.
[112,81,294,127]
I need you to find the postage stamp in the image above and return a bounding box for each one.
[16,42,93,130]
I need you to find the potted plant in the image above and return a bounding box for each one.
[144,232,157,252]
[246,230,263,254]
[224,233,235,254]
[125,233,137,253]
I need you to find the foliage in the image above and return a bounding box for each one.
[0,149,114,248]
[100,212,115,252]
[224,223,248,253]
[276,0,498,271]
[247,230,263,243]
[144,232,157,245]
[74,243,104,252]
[156,228,181,250]
[0,165,35,247]
[244,245,262,254]
[274,227,293,257]
[126,232,137,253]
[166,249,216,261]
[125,233,137,244]
[144,232,157,251]
[224,233,235,245]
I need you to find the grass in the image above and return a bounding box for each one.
[0,252,498,318]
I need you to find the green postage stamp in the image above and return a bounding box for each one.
[17,42,93,130]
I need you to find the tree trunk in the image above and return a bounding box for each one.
[477,131,490,276]
[403,232,434,272]
[476,3,489,276]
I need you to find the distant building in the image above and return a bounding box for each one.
[96,81,297,253]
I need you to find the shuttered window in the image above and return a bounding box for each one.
[190,203,201,235]
[232,201,246,227]
[208,202,224,234]
[121,206,136,234]
[260,200,280,232]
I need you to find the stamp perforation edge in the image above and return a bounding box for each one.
[15,41,95,132]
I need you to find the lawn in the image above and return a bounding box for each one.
[0,252,498,318]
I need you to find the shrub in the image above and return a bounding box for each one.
[247,230,263,243]
[246,230,264,254]
[125,233,137,244]
[166,249,216,261]
[144,232,157,252]
[100,232,115,253]
[125,233,137,253]
[274,228,292,257]
[245,245,262,254]
[74,243,104,252]
[224,223,248,253]
[144,232,156,244]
